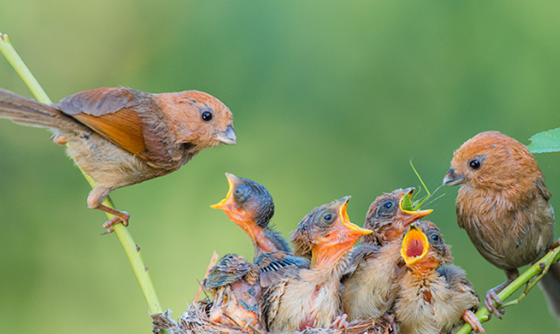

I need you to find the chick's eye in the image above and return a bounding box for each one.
[430,234,440,242]
[469,159,481,170]
[324,214,332,221]
[383,202,393,209]
[201,111,213,122]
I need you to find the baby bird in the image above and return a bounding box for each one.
[342,188,433,321]
[0,87,236,231]
[395,221,484,334]
[204,174,308,329]
[261,196,372,332]
[443,131,559,319]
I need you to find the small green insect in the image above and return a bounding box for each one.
[400,159,433,212]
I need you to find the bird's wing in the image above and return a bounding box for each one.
[260,269,298,330]
[342,244,380,277]
[255,251,309,288]
[56,88,150,158]
[437,265,480,310]
[203,254,253,290]
[535,177,553,201]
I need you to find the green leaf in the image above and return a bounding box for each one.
[527,128,560,153]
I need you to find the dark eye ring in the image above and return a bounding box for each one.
[324,214,332,221]
[430,234,440,242]
[201,111,213,122]
[469,159,481,170]
[383,202,393,209]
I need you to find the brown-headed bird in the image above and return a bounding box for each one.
[260,196,372,332]
[0,87,236,232]
[342,187,433,321]
[443,131,559,319]
[203,174,309,329]
[396,221,484,334]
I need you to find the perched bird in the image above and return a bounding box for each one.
[443,131,559,319]
[395,221,484,334]
[0,87,236,231]
[342,187,433,321]
[203,174,308,329]
[261,196,372,332]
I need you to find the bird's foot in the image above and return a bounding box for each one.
[462,310,485,333]
[484,289,505,319]
[331,313,349,331]
[381,313,398,334]
[100,210,130,235]
[52,134,67,145]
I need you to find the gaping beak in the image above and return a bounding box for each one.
[399,188,433,219]
[401,223,429,265]
[443,168,464,186]
[215,125,237,145]
[210,173,239,210]
[338,196,373,238]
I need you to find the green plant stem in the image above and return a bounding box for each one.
[0,32,163,315]
[456,247,560,334]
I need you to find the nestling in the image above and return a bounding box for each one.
[395,221,484,334]
[342,187,433,321]
[261,196,372,332]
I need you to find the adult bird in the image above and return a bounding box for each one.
[395,221,484,334]
[443,131,560,320]
[261,196,372,332]
[342,187,433,321]
[0,87,236,232]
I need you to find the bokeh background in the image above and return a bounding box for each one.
[1,1,559,333]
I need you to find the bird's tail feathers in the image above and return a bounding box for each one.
[540,261,560,327]
[0,88,77,130]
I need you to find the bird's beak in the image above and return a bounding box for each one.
[211,173,239,210]
[338,196,373,238]
[443,168,464,186]
[399,188,433,219]
[401,223,429,265]
[215,125,237,145]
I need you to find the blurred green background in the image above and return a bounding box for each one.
[1,1,559,333]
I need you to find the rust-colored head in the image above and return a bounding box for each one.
[401,221,453,272]
[291,196,372,269]
[159,90,236,148]
[443,131,541,192]
[212,173,288,253]
[362,187,433,246]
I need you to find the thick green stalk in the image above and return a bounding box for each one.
[0,32,163,315]
[456,247,560,334]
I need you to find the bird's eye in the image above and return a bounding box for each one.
[324,214,332,221]
[201,111,213,122]
[469,159,481,170]
[430,234,440,242]
[384,202,393,209]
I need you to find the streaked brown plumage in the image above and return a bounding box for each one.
[342,187,433,321]
[395,221,483,334]
[261,196,372,332]
[443,131,559,319]
[0,87,236,231]
[204,174,308,329]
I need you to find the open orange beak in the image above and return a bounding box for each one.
[210,173,239,211]
[399,188,433,221]
[401,223,429,265]
[338,196,373,239]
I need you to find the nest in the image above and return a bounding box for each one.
[152,301,395,334]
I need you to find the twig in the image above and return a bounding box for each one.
[456,246,560,334]
[193,251,220,304]
[0,31,163,315]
